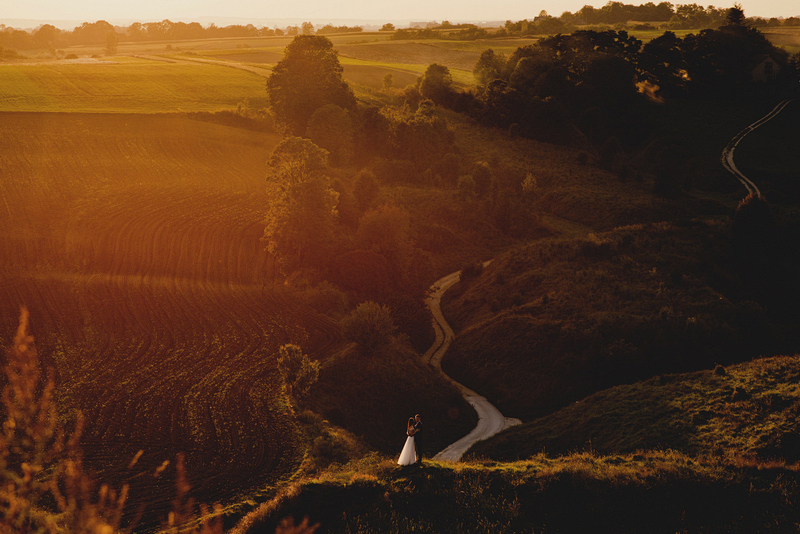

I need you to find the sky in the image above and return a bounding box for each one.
[2,0,799,26]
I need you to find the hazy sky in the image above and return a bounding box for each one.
[2,0,799,24]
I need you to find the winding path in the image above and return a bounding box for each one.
[721,98,795,196]
[423,263,521,462]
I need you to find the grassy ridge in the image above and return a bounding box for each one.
[236,452,800,533]
[470,355,800,462]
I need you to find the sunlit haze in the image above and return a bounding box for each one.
[2,0,798,26]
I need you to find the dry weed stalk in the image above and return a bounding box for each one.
[163,453,223,534]
[1,307,129,533]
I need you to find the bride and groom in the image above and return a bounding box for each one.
[398,414,422,466]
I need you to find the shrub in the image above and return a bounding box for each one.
[340,302,397,352]
[277,344,320,401]
[460,261,484,283]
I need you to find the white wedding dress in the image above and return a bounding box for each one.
[397,435,417,465]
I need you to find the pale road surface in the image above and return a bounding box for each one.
[721,98,795,197]
[423,263,521,462]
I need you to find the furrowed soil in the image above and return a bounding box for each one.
[0,112,342,529]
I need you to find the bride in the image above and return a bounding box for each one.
[397,416,419,466]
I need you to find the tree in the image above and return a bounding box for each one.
[353,170,380,212]
[267,35,356,135]
[419,63,454,105]
[383,73,394,91]
[340,302,397,352]
[305,104,354,166]
[105,31,119,55]
[356,204,415,282]
[301,21,315,35]
[276,344,319,401]
[726,3,746,27]
[473,49,507,85]
[380,23,395,31]
[33,24,59,49]
[263,137,339,272]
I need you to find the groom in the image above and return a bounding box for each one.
[412,414,423,463]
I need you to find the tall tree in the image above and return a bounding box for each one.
[419,63,454,105]
[726,3,747,27]
[305,104,354,166]
[266,35,356,135]
[263,137,339,272]
[473,49,507,86]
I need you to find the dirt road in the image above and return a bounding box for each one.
[721,98,795,196]
[423,264,521,462]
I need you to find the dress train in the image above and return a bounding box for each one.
[397,435,416,465]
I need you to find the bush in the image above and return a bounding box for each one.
[277,344,320,401]
[340,302,397,352]
[460,261,484,283]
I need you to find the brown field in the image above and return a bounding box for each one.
[342,64,421,89]
[0,112,342,528]
[335,41,482,72]
[201,49,284,65]
[764,29,800,53]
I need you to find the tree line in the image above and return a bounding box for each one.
[414,8,798,151]
[0,19,363,51]
[391,3,800,41]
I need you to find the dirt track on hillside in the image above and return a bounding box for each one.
[721,98,795,196]
[423,265,521,462]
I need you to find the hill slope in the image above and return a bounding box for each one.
[469,354,800,462]
[235,452,800,534]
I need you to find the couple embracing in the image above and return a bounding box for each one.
[398,414,422,466]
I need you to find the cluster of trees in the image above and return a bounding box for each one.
[0,19,365,51]
[262,35,488,348]
[386,4,800,42]
[510,3,800,33]
[556,2,723,26]
[315,24,364,35]
[457,10,796,149]
[391,25,490,41]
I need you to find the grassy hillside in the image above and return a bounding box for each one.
[308,342,478,458]
[470,355,800,462]
[235,452,800,533]
[439,220,791,420]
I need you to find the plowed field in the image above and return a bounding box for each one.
[0,112,342,529]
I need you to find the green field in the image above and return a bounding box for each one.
[0,58,269,112]
[0,37,482,112]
